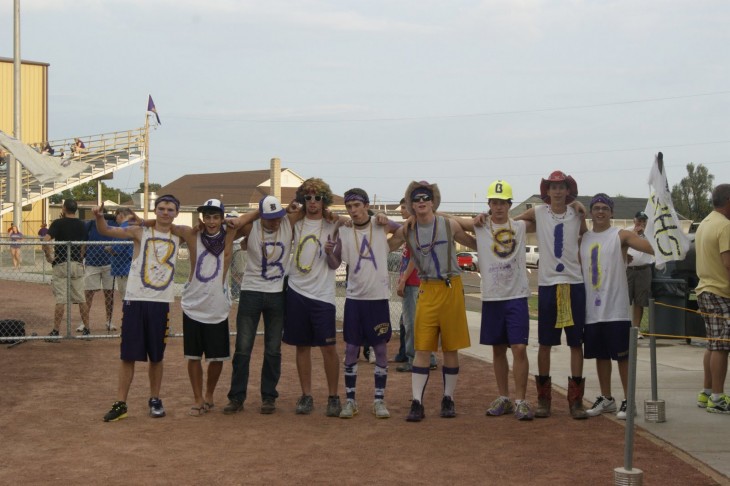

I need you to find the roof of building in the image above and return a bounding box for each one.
[510,194,679,221]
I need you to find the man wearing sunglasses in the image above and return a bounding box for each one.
[283,178,343,417]
[388,180,476,422]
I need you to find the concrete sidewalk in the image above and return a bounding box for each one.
[459,310,730,481]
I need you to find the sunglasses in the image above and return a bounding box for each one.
[304,195,323,202]
[412,195,432,203]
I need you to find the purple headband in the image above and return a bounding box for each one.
[155,195,180,210]
[590,193,614,211]
[344,193,369,204]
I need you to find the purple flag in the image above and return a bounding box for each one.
[147,95,161,125]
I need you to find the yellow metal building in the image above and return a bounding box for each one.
[1,56,50,236]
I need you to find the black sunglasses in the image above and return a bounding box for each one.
[304,195,323,202]
[412,195,432,202]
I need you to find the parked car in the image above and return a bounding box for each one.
[457,251,479,271]
[525,245,539,267]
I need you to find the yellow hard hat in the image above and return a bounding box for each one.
[487,180,513,200]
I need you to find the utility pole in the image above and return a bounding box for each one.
[10,0,22,228]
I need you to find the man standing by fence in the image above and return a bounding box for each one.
[43,199,90,341]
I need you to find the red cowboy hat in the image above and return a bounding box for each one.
[540,170,578,204]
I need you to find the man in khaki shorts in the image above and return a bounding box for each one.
[42,199,90,341]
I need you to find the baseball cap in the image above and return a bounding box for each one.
[635,211,648,220]
[259,196,286,220]
[197,198,225,214]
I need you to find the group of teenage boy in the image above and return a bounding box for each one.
[78,170,727,423]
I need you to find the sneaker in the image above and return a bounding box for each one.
[295,395,314,415]
[393,354,408,363]
[697,391,711,408]
[368,347,376,364]
[103,401,128,422]
[706,394,730,414]
[514,401,535,421]
[106,321,117,332]
[339,398,359,418]
[81,327,91,339]
[586,395,617,417]
[45,329,60,343]
[223,399,244,414]
[406,399,425,422]
[616,399,637,420]
[76,323,86,332]
[486,396,515,417]
[440,396,456,418]
[372,399,390,419]
[148,397,166,418]
[326,395,342,417]
[396,363,413,373]
[260,399,275,415]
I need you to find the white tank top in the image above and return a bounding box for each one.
[241,218,293,293]
[288,217,338,305]
[181,231,231,323]
[580,226,629,324]
[535,205,583,285]
[475,219,530,301]
[125,227,179,303]
[339,218,391,300]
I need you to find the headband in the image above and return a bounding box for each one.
[344,193,369,204]
[590,194,614,211]
[411,187,434,200]
[155,195,180,210]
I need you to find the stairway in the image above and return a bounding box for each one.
[0,128,146,215]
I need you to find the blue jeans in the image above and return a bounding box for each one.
[227,290,285,403]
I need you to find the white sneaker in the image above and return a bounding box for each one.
[616,399,637,420]
[339,399,359,419]
[368,347,376,364]
[372,399,390,419]
[106,322,117,332]
[586,396,617,417]
[76,323,86,333]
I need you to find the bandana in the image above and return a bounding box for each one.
[155,195,180,210]
[344,193,369,204]
[200,229,226,257]
[411,187,434,200]
[589,193,614,211]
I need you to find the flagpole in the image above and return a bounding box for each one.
[143,111,149,219]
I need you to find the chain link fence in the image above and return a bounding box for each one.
[0,238,403,344]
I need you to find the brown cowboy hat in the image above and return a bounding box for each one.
[404,180,441,215]
[539,170,578,204]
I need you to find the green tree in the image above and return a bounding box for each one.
[49,181,133,205]
[134,182,162,194]
[671,163,714,221]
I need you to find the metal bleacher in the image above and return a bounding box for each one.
[0,128,146,215]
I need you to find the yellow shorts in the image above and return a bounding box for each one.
[414,276,470,352]
[52,261,86,304]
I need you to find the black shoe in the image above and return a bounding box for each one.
[393,354,408,363]
[223,399,244,414]
[440,396,456,418]
[396,363,413,373]
[260,399,276,415]
[406,399,425,422]
[45,329,60,343]
[103,401,128,422]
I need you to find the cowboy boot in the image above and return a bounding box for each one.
[535,375,552,418]
[568,377,588,420]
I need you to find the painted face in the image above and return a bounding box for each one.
[155,201,179,222]
[262,217,282,232]
[488,199,511,223]
[345,200,369,224]
[202,212,223,234]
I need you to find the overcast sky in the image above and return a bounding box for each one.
[3,0,729,211]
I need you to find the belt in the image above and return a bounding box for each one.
[628,264,651,270]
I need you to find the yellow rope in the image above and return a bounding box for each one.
[649,301,730,341]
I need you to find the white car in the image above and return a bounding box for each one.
[525,245,539,267]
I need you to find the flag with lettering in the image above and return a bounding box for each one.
[147,95,161,125]
[643,152,691,270]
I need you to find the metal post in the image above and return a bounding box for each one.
[649,298,658,400]
[65,241,71,337]
[614,327,644,484]
[12,0,23,228]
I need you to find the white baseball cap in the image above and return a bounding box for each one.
[197,198,225,214]
[259,196,286,220]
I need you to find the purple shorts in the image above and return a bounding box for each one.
[583,321,630,361]
[120,300,170,363]
[480,298,529,346]
[343,298,391,346]
[283,288,336,347]
[538,284,585,347]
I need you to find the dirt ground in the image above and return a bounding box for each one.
[0,310,723,486]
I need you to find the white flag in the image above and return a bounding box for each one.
[644,152,691,270]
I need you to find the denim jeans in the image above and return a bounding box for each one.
[227,290,285,403]
[402,285,418,362]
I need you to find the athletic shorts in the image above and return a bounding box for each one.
[84,264,114,291]
[698,292,730,352]
[627,266,651,307]
[583,321,630,360]
[282,288,336,347]
[51,262,85,304]
[119,300,170,362]
[414,276,470,352]
[182,313,231,361]
[537,283,585,347]
[480,298,529,346]
[343,298,391,346]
